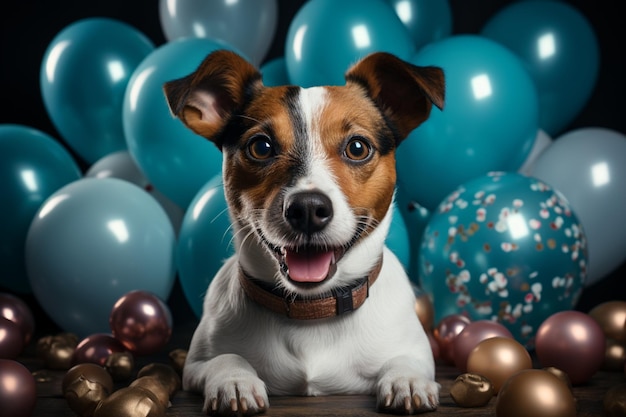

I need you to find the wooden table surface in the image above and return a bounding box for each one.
[23,317,620,417]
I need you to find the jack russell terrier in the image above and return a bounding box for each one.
[163,50,444,415]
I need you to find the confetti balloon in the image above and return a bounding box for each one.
[0,359,37,417]
[419,172,587,348]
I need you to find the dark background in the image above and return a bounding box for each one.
[1,0,624,336]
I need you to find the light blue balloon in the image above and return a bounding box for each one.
[529,128,626,287]
[481,1,599,136]
[25,178,176,337]
[40,18,155,164]
[285,0,416,87]
[177,176,233,318]
[123,37,244,210]
[0,124,82,294]
[158,0,278,66]
[397,35,539,211]
[260,57,291,87]
[419,172,587,348]
[385,0,452,50]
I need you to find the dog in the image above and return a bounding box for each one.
[163,49,444,415]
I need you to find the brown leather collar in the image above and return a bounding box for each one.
[239,259,383,320]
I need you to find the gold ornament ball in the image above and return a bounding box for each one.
[466,337,532,393]
[105,351,135,381]
[604,383,626,417]
[589,300,626,342]
[62,363,114,417]
[93,386,166,417]
[130,376,171,409]
[37,332,79,370]
[168,348,187,375]
[604,338,626,371]
[137,363,181,396]
[413,287,435,331]
[449,373,494,407]
[496,369,576,417]
[542,367,573,392]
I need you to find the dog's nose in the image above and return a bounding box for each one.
[284,191,333,235]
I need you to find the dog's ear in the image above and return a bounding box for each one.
[345,52,445,141]
[163,50,262,147]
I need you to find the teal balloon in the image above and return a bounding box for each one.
[395,183,432,283]
[385,0,452,49]
[285,0,416,87]
[419,172,587,348]
[261,57,291,87]
[177,176,233,318]
[481,1,599,136]
[25,178,176,337]
[398,35,539,211]
[123,37,243,209]
[40,18,155,164]
[0,125,81,294]
[387,204,410,273]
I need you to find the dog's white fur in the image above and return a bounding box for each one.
[164,50,443,415]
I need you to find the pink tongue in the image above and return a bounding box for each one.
[285,249,333,283]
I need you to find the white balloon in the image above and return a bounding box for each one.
[86,151,184,235]
[518,129,552,176]
[530,127,626,286]
[158,0,278,66]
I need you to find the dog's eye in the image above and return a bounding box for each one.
[247,135,275,160]
[344,137,372,161]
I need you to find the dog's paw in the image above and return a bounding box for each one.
[376,375,439,415]
[203,375,268,416]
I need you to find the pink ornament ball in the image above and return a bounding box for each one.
[453,319,514,372]
[535,310,605,385]
[110,290,173,356]
[0,359,37,417]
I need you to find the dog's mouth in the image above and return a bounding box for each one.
[258,231,357,286]
[283,246,340,284]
